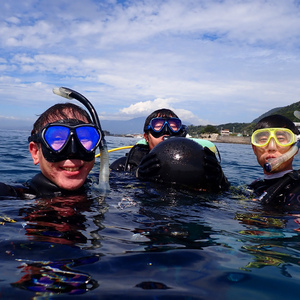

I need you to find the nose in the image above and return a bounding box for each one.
[267,137,277,151]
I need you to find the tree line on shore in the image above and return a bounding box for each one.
[187,101,300,136]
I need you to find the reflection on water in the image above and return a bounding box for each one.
[11,256,100,295]
[19,194,107,246]
[1,133,300,299]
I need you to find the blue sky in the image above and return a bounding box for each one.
[1,0,300,128]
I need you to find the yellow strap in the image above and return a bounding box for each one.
[95,145,133,158]
[95,138,217,158]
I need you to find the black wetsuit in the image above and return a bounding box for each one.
[110,144,150,172]
[0,172,86,199]
[248,170,300,209]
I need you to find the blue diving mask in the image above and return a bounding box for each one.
[145,117,185,138]
[28,119,101,162]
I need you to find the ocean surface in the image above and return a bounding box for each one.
[1,129,300,299]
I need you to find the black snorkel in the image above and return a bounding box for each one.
[52,87,110,195]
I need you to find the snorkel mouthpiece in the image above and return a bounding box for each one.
[53,87,110,195]
[264,139,300,172]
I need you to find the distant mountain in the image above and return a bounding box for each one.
[0,115,191,135]
[251,106,284,123]
[252,101,300,123]
[190,100,300,136]
[2,101,299,134]
[101,117,146,135]
[102,116,192,135]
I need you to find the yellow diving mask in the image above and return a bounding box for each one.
[251,128,296,147]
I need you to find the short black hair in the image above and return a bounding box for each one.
[31,103,92,135]
[253,114,299,134]
[143,108,179,132]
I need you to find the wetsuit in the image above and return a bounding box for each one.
[110,144,150,172]
[248,170,300,209]
[0,172,86,199]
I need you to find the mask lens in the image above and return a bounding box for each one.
[44,126,70,151]
[168,118,182,132]
[76,126,100,151]
[150,118,165,132]
[275,130,293,146]
[253,131,270,146]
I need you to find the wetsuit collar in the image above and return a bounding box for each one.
[27,172,87,198]
[264,170,293,180]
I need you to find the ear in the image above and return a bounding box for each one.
[29,142,40,165]
[252,144,257,156]
[143,132,149,143]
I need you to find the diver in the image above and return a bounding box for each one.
[248,114,300,208]
[110,108,230,192]
[0,87,109,198]
[110,108,186,172]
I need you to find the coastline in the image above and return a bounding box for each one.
[196,134,251,145]
[109,133,252,145]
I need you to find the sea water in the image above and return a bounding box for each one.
[1,129,300,299]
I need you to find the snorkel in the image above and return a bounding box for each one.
[264,139,300,172]
[53,87,110,195]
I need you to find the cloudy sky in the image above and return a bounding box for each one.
[1,0,300,128]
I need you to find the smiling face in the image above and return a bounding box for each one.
[29,111,95,191]
[252,139,294,175]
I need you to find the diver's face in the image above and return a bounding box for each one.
[252,138,293,174]
[29,113,95,191]
[144,114,179,150]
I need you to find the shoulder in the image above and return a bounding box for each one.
[110,156,127,171]
[282,172,300,208]
[251,171,300,208]
[190,138,217,154]
[0,182,18,197]
[110,144,150,172]
[126,144,150,170]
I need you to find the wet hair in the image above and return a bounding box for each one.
[143,108,179,132]
[31,103,92,135]
[253,114,299,134]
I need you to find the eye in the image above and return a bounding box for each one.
[256,133,269,144]
[153,120,164,130]
[50,137,66,150]
[258,137,268,144]
[276,132,289,144]
[168,121,179,130]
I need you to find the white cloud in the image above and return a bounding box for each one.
[0,0,300,126]
[120,97,209,125]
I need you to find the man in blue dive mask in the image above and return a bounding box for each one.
[27,103,101,194]
[110,108,187,172]
[0,102,102,198]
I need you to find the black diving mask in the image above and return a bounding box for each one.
[28,119,101,162]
